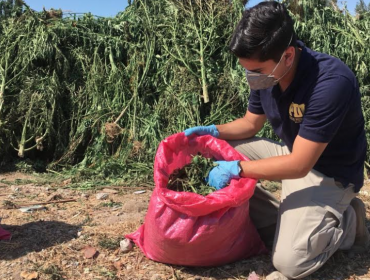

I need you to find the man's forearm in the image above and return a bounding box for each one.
[216,118,259,140]
[239,155,308,181]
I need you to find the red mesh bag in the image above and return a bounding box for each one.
[126,133,266,266]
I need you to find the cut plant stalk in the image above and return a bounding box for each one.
[190,0,210,103]
[0,53,9,115]
[168,154,218,195]
[13,94,55,157]
[0,1,368,185]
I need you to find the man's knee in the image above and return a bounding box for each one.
[226,138,255,151]
[226,139,255,160]
[226,139,244,151]
[272,250,310,279]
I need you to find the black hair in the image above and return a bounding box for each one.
[229,1,297,62]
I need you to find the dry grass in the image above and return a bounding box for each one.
[0,172,369,280]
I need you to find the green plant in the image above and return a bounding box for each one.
[101,201,122,208]
[41,265,65,280]
[0,0,368,184]
[168,154,217,195]
[98,237,120,250]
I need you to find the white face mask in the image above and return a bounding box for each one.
[246,35,293,90]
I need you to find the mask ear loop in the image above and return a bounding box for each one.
[275,36,296,84]
[269,34,294,77]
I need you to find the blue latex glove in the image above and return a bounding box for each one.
[206,160,241,190]
[184,124,219,138]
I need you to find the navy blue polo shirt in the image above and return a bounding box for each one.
[248,41,366,192]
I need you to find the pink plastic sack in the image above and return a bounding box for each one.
[126,133,266,266]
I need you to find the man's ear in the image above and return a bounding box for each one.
[284,46,295,66]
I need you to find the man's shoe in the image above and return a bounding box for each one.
[349,197,370,253]
[266,271,289,280]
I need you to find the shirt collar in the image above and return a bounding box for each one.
[271,40,312,97]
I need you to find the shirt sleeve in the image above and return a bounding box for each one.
[298,75,354,143]
[248,89,265,114]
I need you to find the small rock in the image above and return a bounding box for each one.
[77,231,82,237]
[11,186,20,192]
[151,275,165,280]
[265,271,289,280]
[81,193,89,200]
[84,268,90,274]
[96,193,109,200]
[46,193,63,201]
[63,179,72,186]
[20,271,38,280]
[120,238,133,253]
[360,190,369,196]
[19,205,46,213]
[83,246,98,259]
[114,260,123,271]
[248,271,260,280]
[102,188,118,194]
[133,190,146,194]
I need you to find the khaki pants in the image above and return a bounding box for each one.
[228,137,357,279]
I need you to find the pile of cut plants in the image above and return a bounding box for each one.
[1,0,369,185]
[167,154,218,195]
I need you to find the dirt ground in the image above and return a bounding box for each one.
[0,172,370,280]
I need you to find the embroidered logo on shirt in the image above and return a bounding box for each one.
[289,102,305,123]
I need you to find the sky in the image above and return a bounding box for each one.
[26,0,367,17]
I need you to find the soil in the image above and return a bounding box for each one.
[0,172,369,280]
